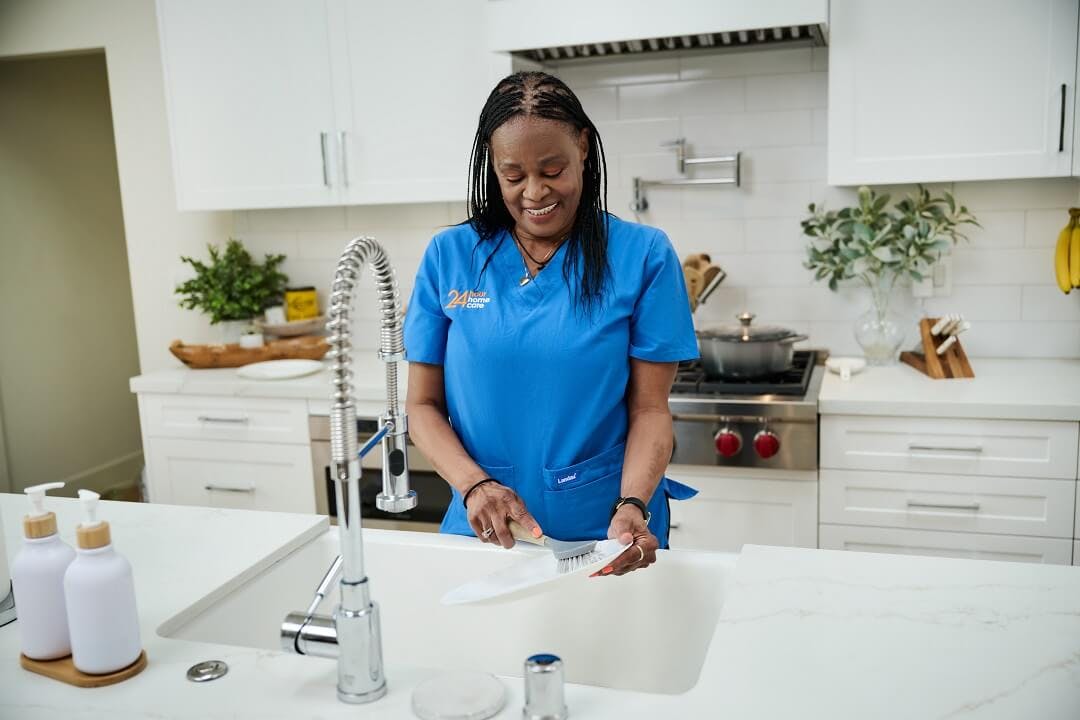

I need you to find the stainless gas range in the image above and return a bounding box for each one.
[669,351,823,471]
[665,350,824,552]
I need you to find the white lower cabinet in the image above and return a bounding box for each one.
[138,393,315,514]
[820,415,1079,481]
[145,438,314,513]
[820,470,1076,539]
[820,524,1073,565]
[1074,541,1079,565]
[667,467,817,552]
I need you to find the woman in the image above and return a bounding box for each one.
[404,71,697,576]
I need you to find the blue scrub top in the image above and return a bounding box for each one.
[403,214,699,548]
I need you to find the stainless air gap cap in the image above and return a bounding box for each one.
[524,653,568,720]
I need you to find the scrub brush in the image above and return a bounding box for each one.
[508,521,607,574]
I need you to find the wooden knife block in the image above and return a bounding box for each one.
[900,318,974,379]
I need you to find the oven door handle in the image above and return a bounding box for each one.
[671,412,816,424]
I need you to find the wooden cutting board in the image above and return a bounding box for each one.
[20,650,147,687]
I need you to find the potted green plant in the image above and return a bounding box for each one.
[175,239,288,344]
[802,186,979,365]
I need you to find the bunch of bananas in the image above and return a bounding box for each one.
[1055,208,1080,294]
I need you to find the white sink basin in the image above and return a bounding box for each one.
[161,529,737,695]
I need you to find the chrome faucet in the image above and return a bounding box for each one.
[280,236,416,704]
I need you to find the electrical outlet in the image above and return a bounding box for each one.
[933,255,953,296]
[911,275,933,298]
[911,259,933,298]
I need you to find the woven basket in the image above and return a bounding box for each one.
[169,335,330,369]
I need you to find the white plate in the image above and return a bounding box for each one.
[236,359,324,380]
[440,539,630,606]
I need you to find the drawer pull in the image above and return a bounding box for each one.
[907,443,983,454]
[197,415,250,424]
[205,484,256,494]
[906,500,980,511]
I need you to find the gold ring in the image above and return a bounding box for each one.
[635,544,645,563]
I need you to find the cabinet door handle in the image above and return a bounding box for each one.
[906,500,980,511]
[205,484,256,494]
[339,130,349,187]
[320,132,331,186]
[197,415,250,424]
[907,443,983,453]
[1060,83,1067,152]
[669,521,682,530]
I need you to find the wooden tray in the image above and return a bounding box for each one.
[170,335,329,369]
[21,650,147,688]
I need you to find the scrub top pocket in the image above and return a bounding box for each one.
[477,462,515,490]
[540,444,625,541]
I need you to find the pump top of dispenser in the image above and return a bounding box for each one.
[23,482,64,539]
[76,489,111,550]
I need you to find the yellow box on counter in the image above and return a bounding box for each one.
[285,287,319,321]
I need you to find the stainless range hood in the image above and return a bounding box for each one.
[487,0,829,62]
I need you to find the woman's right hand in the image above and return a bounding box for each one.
[465,482,542,549]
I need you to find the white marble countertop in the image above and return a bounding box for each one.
[819,357,1080,421]
[2,496,1078,718]
[129,355,407,416]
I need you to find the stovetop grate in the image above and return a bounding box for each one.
[673,350,817,397]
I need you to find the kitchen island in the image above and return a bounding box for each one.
[1,494,1077,718]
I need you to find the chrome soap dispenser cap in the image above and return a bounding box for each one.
[523,653,568,720]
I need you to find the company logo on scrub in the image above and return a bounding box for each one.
[556,473,577,485]
[445,289,491,310]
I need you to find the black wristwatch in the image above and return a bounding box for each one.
[611,496,651,523]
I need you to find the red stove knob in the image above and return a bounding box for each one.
[714,428,743,457]
[754,429,781,459]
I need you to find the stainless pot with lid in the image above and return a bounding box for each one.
[696,312,809,379]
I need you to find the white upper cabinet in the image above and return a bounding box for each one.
[156,0,511,211]
[340,0,509,205]
[157,0,342,210]
[828,0,1079,185]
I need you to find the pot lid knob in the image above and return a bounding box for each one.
[737,312,755,340]
[714,427,743,458]
[753,429,780,459]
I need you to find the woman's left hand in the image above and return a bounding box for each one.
[592,505,659,577]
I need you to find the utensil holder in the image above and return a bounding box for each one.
[900,318,974,379]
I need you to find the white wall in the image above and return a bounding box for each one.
[1,2,1075,364]
[0,52,143,496]
[236,45,1080,358]
[0,0,232,373]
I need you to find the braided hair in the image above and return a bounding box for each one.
[467,71,610,311]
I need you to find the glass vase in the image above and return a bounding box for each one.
[854,274,905,366]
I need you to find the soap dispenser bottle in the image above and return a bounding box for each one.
[63,489,142,674]
[10,481,76,660]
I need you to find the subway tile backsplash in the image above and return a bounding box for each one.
[236,46,1080,358]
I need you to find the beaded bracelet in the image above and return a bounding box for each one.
[462,477,500,509]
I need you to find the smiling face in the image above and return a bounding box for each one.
[489,115,589,244]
